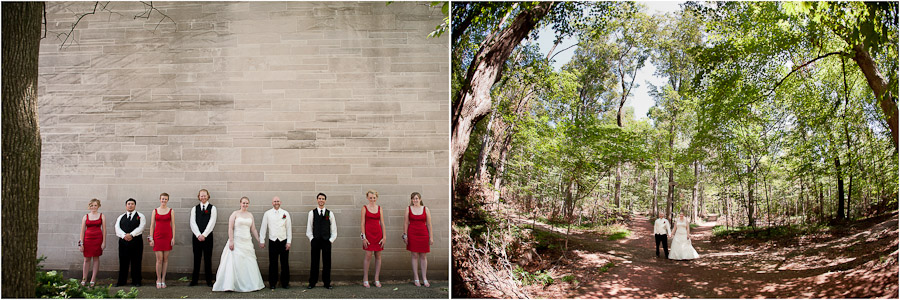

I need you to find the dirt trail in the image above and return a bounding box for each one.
[515,213,898,298]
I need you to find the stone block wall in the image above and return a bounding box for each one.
[37,1,448,280]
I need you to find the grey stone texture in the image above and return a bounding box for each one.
[37,1,449,280]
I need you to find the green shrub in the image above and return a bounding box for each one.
[598,262,615,273]
[606,230,631,241]
[561,274,578,284]
[600,225,631,241]
[513,265,554,286]
[35,256,138,298]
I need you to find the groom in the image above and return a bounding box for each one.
[259,196,292,290]
[190,189,217,286]
[653,212,672,259]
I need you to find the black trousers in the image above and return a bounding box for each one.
[117,237,143,285]
[655,234,669,258]
[308,238,331,286]
[267,239,290,287]
[191,233,214,284]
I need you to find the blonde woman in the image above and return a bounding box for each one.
[360,190,386,288]
[403,192,433,287]
[212,197,265,292]
[668,212,699,260]
[149,193,175,288]
[79,199,106,287]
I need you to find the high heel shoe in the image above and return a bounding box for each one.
[363,281,370,288]
[423,280,430,287]
[89,281,95,288]
[156,282,161,289]
[374,281,381,288]
[414,279,420,287]
[80,280,86,286]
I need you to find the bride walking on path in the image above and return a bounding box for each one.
[668,212,699,260]
[213,197,265,292]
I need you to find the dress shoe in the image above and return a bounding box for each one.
[282,285,290,289]
[133,283,142,287]
[307,285,314,289]
[269,285,276,290]
[188,281,198,286]
[207,282,213,287]
[325,285,333,289]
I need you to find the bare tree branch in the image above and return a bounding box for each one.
[766,51,849,96]
[135,1,175,32]
[52,1,175,49]
[57,1,99,49]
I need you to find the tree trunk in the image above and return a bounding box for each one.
[691,161,699,223]
[665,112,676,221]
[1,2,43,297]
[473,113,495,185]
[451,2,555,188]
[666,169,674,221]
[747,164,756,227]
[852,44,898,150]
[614,163,621,208]
[491,131,514,202]
[652,158,659,216]
[818,182,824,221]
[835,156,846,220]
[764,171,771,227]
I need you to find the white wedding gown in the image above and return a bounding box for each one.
[668,220,700,260]
[212,216,264,292]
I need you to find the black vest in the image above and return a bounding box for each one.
[119,212,140,236]
[312,209,330,239]
[195,204,214,233]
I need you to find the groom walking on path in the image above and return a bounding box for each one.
[653,212,672,259]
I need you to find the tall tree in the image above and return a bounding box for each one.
[2,2,43,298]
[451,2,556,188]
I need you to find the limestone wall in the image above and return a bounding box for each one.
[36,1,448,280]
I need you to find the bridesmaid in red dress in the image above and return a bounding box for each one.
[359,190,386,288]
[149,193,175,288]
[79,199,106,287]
[403,192,433,287]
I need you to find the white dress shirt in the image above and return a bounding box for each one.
[189,202,217,238]
[115,211,147,238]
[306,207,338,243]
[654,218,672,236]
[259,208,292,243]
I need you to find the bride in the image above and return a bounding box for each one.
[668,212,699,260]
[212,197,265,292]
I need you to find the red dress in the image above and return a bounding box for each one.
[406,207,429,253]
[153,208,173,251]
[363,206,383,251]
[82,214,103,257]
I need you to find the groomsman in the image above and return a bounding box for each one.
[306,193,337,289]
[259,196,292,289]
[189,189,217,286]
[653,212,672,259]
[115,198,145,287]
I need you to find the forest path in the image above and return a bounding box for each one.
[513,212,898,298]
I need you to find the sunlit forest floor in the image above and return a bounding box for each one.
[510,210,898,298]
